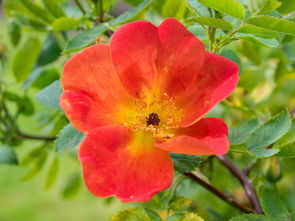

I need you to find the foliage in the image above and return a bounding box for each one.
[1,0,295,220]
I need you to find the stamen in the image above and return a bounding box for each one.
[124,92,183,140]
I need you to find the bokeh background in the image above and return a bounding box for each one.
[1,0,295,220]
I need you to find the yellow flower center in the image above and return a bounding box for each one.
[123,92,183,141]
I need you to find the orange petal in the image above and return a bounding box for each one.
[60,44,130,133]
[179,53,239,127]
[110,18,205,97]
[79,125,174,202]
[156,118,229,155]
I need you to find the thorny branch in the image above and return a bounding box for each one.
[216,155,263,214]
[184,172,254,214]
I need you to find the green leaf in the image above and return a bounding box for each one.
[238,24,278,39]
[247,0,281,14]
[55,124,85,152]
[260,188,290,220]
[8,20,22,46]
[12,37,41,82]
[258,0,281,14]
[44,157,59,190]
[111,207,162,221]
[276,139,295,158]
[162,0,187,20]
[20,0,54,23]
[12,13,48,31]
[63,24,108,53]
[110,0,151,26]
[0,146,18,165]
[36,34,62,67]
[51,17,80,31]
[278,0,295,14]
[170,153,202,173]
[229,214,274,221]
[197,0,246,19]
[3,0,33,17]
[246,110,292,150]
[166,212,204,221]
[186,0,210,16]
[62,174,81,198]
[41,0,65,18]
[36,80,63,109]
[229,119,260,145]
[189,17,234,30]
[220,48,242,71]
[23,67,59,90]
[21,151,47,181]
[247,16,295,36]
[169,197,193,211]
[238,35,279,47]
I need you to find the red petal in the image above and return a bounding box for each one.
[79,125,174,202]
[110,18,205,97]
[156,118,229,155]
[179,53,239,127]
[60,44,130,133]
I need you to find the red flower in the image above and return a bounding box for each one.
[60,18,239,202]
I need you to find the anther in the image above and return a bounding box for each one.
[146,113,160,126]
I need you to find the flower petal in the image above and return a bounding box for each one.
[60,44,130,133]
[79,125,174,202]
[110,18,205,97]
[156,118,229,155]
[179,53,239,127]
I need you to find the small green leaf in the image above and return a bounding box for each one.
[111,207,162,221]
[276,139,295,158]
[238,24,278,39]
[220,49,242,72]
[170,153,202,173]
[21,151,47,181]
[23,67,59,90]
[198,0,246,19]
[229,214,274,221]
[41,0,65,18]
[36,80,63,109]
[55,124,85,152]
[246,110,292,150]
[51,17,80,31]
[247,0,281,14]
[36,34,61,67]
[229,119,260,145]
[8,20,22,46]
[167,212,204,221]
[12,37,41,82]
[189,17,234,30]
[20,0,54,23]
[162,0,187,20]
[238,35,279,47]
[62,174,81,198]
[0,146,18,165]
[12,13,47,31]
[44,157,59,190]
[63,24,108,53]
[247,16,295,36]
[260,188,290,220]
[110,0,151,26]
[278,0,295,14]
[169,197,193,211]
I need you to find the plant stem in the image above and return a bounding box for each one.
[74,0,86,15]
[216,155,263,214]
[17,130,56,141]
[184,172,254,214]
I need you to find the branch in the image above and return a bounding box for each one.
[184,172,254,214]
[17,130,56,141]
[216,155,263,214]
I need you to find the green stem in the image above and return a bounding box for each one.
[74,0,86,15]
